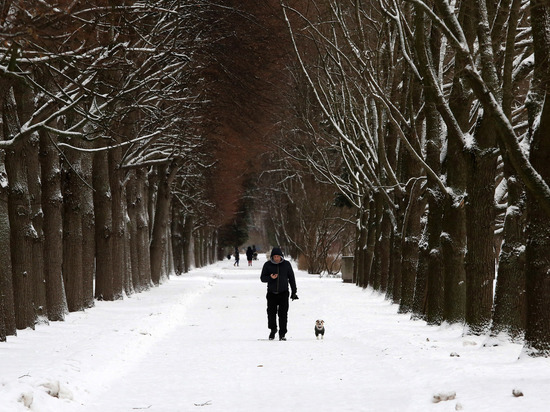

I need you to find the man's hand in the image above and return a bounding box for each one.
[270,273,278,279]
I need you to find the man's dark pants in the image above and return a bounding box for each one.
[266,291,289,335]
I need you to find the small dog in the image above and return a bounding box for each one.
[315,319,325,339]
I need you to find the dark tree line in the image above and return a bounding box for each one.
[0,1,289,341]
[275,0,550,356]
[7,0,550,360]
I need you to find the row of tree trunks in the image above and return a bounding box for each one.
[1,138,210,337]
[281,0,550,354]
[0,1,229,340]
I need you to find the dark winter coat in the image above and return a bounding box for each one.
[246,247,254,261]
[260,257,297,294]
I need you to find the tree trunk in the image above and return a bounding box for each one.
[371,192,384,290]
[522,0,550,357]
[136,168,152,290]
[5,146,36,329]
[39,129,67,320]
[489,0,525,339]
[364,197,377,288]
[81,151,95,308]
[399,180,425,314]
[108,143,125,300]
[150,163,178,285]
[182,214,194,273]
[492,169,526,339]
[524,100,550,354]
[193,233,201,269]
[127,170,140,289]
[425,191,444,326]
[14,80,47,322]
[354,207,368,287]
[0,286,5,341]
[464,117,498,335]
[442,69,469,325]
[165,223,174,275]
[412,4,446,325]
[424,101,445,326]
[123,209,133,296]
[0,170,16,338]
[412,231,429,320]
[387,227,399,302]
[171,206,184,275]
[441,195,467,324]
[524,95,550,354]
[93,150,114,300]
[3,87,36,329]
[26,136,46,321]
[62,150,84,312]
[377,209,392,293]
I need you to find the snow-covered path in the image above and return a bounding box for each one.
[85,265,407,411]
[1,260,550,411]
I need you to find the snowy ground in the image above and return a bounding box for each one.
[1,259,550,412]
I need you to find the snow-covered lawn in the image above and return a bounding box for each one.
[1,259,549,411]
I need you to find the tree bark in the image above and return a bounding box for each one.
[182,214,194,273]
[523,0,550,357]
[12,75,49,322]
[464,117,498,335]
[412,230,429,320]
[0,168,16,338]
[399,180,425,314]
[524,100,550,354]
[491,0,525,339]
[424,144,444,324]
[136,168,152,290]
[93,150,114,300]
[363,196,377,288]
[62,150,84,312]
[127,170,140,291]
[371,191,384,290]
[492,169,526,339]
[81,151,95,308]
[3,87,36,329]
[414,11,445,326]
[441,195,467,324]
[39,129,67,320]
[150,163,178,285]
[442,69,469,324]
[5,146,36,329]
[108,143,125,300]
[354,206,368,287]
[377,209,392,293]
[171,206,184,275]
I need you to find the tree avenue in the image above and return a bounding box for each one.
[2,0,550,358]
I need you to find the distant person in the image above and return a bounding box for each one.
[260,247,298,340]
[246,246,254,266]
[234,248,240,267]
[252,245,258,260]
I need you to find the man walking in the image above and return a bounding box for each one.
[260,247,298,340]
